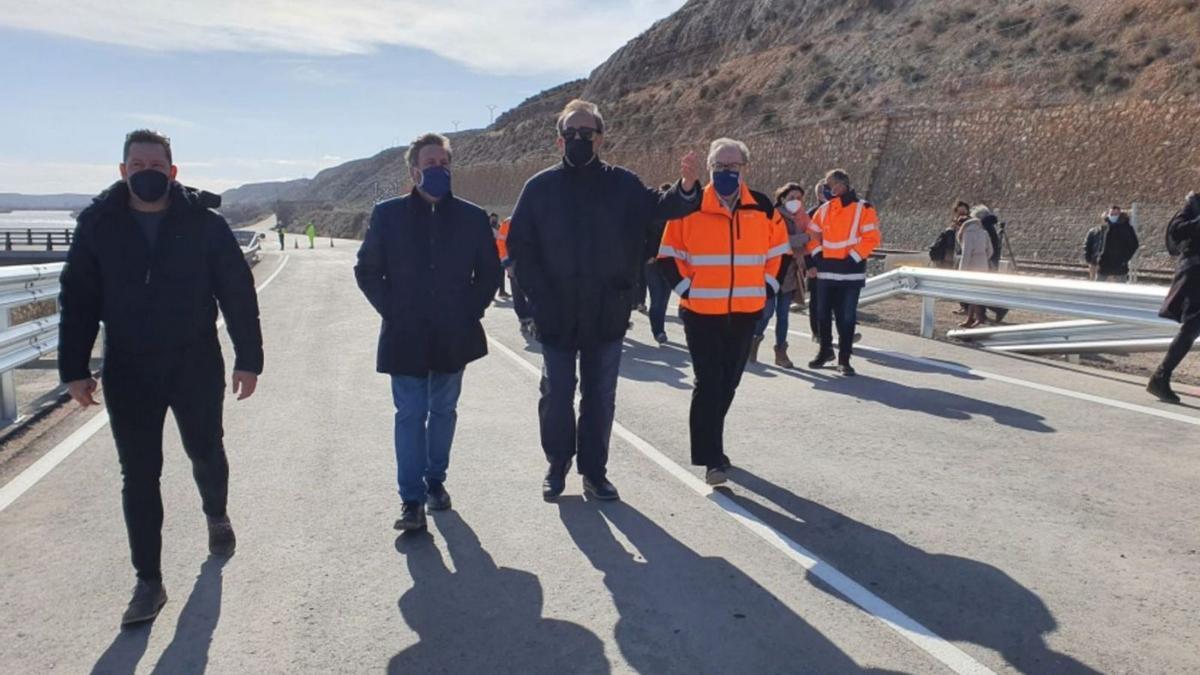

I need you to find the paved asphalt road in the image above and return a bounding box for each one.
[1,232,1198,674]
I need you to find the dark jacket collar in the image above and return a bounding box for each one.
[837,190,860,207]
[79,180,220,224]
[560,155,603,173]
[407,187,457,213]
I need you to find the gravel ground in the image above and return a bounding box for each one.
[850,296,1200,387]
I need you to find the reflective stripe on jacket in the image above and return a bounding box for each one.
[658,183,787,315]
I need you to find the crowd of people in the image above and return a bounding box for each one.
[53,101,1200,626]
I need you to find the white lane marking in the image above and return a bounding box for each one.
[786,328,1200,428]
[0,254,292,514]
[486,335,995,675]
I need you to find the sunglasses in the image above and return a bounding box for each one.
[560,127,598,141]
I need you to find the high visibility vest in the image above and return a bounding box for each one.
[805,195,881,282]
[495,219,510,263]
[658,183,788,315]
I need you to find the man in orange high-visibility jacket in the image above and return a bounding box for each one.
[804,168,881,376]
[657,138,790,486]
[490,213,511,299]
[496,217,534,333]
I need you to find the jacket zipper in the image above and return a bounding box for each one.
[727,210,736,315]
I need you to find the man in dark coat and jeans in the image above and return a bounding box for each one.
[59,129,264,626]
[355,132,500,531]
[508,99,701,502]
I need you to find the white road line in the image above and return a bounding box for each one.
[0,253,292,514]
[786,328,1200,428]
[487,335,996,675]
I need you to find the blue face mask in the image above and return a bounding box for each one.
[712,170,740,197]
[821,185,834,202]
[419,166,451,199]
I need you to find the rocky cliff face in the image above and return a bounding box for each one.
[229,0,1200,266]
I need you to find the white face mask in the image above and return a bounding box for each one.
[1107,215,1119,224]
[784,199,802,214]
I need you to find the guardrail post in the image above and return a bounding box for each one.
[0,309,17,425]
[920,297,936,338]
[26,228,33,246]
[4,232,10,251]
[46,233,54,251]
[64,228,72,246]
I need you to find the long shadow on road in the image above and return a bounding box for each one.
[795,372,1055,433]
[727,468,1102,675]
[558,497,906,675]
[389,511,609,675]
[92,556,227,675]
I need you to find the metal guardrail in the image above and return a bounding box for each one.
[0,264,64,425]
[858,267,1175,354]
[0,228,73,251]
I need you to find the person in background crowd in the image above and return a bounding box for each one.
[1148,191,1200,404]
[977,206,1009,323]
[946,201,971,315]
[276,223,286,250]
[305,221,317,249]
[1085,205,1140,283]
[750,182,810,368]
[645,183,675,345]
[657,138,788,485]
[956,206,996,328]
[928,202,965,269]
[805,169,881,376]
[354,132,501,532]
[490,212,511,298]
[507,99,700,503]
[59,129,263,626]
[797,181,831,339]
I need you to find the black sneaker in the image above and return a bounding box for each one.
[719,455,732,471]
[837,362,857,377]
[705,467,728,486]
[542,459,572,502]
[394,502,427,531]
[582,475,620,501]
[121,579,167,627]
[1148,372,1181,404]
[654,332,668,345]
[207,515,236,557]
[808,351,835,369]
[426,481,452,512]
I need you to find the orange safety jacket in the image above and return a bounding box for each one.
[658,182,789,315]
[495,218,511,265]
[804,191,881,285]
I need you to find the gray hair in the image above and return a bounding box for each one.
[707,138,750,168]
[970,205,993,220]
[556,99,605,134]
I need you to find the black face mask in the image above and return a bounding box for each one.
[564,138,595,167]
[128,169,170,202]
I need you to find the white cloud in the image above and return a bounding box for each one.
[0,156,346,194]
[0,0,687,75]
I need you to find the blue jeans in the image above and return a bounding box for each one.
[754,290,794,347]
[646,262,671,337]
[816,283,862,363]
[391,370,464,504]
[539,339,623,479]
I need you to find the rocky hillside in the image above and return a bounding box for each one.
[229,0,1200,265]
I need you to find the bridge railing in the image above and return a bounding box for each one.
[0,264,65,425]
[859,267,1175,354]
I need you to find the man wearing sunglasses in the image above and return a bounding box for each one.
[507,99,701,502]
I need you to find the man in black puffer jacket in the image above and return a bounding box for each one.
[508,99,701,503]
[58,130,263,627]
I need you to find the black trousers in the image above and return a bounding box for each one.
[682,311,757,468]
[103,341,229,582]
[1160,314,1200,377]
[816,282,862,363]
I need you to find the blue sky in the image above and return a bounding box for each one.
[0,0,684,194]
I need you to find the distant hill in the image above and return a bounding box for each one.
[219,0,1200,265]
[0,193,92,212]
